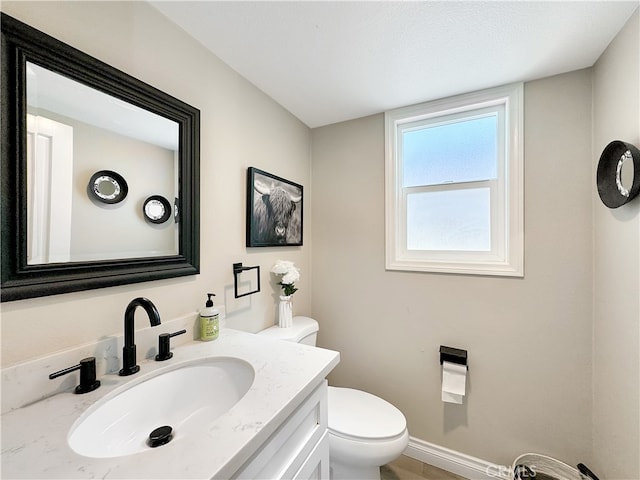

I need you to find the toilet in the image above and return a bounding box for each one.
[258,316,409,480]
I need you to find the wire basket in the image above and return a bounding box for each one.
[512,454,582,480]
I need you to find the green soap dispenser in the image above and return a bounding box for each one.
[200,293,220,341]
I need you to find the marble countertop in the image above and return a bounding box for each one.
[1,328,340,479]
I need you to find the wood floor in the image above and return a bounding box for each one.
[381,455,468,480]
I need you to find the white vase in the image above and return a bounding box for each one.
[278,295,293,328]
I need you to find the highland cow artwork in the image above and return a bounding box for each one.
[246,167,303,247]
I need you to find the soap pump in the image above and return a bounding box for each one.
[199,293,220,341]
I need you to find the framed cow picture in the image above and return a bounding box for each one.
[246,167,303,247]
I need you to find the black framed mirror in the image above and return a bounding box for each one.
[1,13,200,301]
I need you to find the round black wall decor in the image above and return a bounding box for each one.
[88,170,128,204]
[596,140,640,208]
[143,195,172,224]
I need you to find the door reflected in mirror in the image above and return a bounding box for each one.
[26,61,180,265]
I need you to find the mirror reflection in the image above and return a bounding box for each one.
[616,149,634,197]
[26,62,180,265]
[96,179,118,198]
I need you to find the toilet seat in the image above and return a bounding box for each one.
[328,387,407,441]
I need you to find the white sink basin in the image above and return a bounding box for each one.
[68,357,255,458]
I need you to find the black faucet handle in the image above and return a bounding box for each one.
[155,329,187,361]
[49,357,101,394]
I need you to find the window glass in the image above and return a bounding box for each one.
[402,115,498,187]
[406,188,491,251]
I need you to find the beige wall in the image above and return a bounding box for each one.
[311,70,595,466]
[592,11,640,480]
[70,121,177,259]
[0,1,313,365]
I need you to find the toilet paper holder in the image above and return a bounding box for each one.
[439,346,468,370]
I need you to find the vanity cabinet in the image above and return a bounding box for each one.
[233,381,329,480]
[1,328,340,480]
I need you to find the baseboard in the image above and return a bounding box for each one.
[403,436,511,480]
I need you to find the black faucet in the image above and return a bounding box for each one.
[119,297,161,376]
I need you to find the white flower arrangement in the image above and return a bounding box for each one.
[271,260,300,296]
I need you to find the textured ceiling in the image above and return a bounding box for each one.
[151,1,639,128]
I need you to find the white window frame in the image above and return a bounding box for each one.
[384,83,524,277]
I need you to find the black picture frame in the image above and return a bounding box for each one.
[246,167,303,247]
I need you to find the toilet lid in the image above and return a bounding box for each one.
[328,387,407,440]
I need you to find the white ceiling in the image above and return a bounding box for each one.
[27,63,179,150]
[151,1,639,128]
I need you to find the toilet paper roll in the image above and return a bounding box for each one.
[441,361,467,404]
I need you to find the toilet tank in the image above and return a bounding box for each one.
[257,316,319,346]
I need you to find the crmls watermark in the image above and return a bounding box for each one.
[486,463,538,479]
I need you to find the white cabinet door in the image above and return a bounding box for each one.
[233,381,328,480]
[292,432,329,480]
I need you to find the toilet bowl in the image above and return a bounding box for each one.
[328,386,409,480]
[258,316,409,480]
